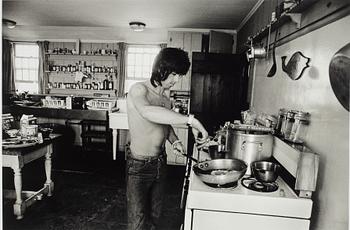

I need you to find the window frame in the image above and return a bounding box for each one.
[13,42,40,93]
[125,44,161,81]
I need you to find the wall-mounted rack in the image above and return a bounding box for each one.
[245,0,318,47]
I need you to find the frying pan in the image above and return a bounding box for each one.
[183,152,247,185]
[329,43,350,111]
[193,159,247,185]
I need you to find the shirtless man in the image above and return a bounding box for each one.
[126,48,208,230]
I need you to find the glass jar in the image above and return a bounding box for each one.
[276,108,287,135]
[288,111,310,144]
[281,110,295,140]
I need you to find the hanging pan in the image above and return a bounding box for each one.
[329,43,350,111]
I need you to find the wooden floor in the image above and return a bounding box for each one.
[2,144,186,230]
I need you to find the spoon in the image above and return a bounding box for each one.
[267,28,279,77]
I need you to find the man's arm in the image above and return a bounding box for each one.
[167,125,178,144]
[129,83,209,142]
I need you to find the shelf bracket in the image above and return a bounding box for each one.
[286,13,302,29]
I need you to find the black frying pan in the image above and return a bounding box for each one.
[329,43,350,111]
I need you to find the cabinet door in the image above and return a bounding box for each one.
[209,30,233,53]
[166,127,188,165]
[167,31,203,92]
[168,31,184,48]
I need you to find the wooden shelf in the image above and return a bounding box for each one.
[45,71,113,74]
[246,0,318,45]
[46,53,117,57]
[48,88,117,97]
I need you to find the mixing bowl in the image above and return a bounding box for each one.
[251,161,280,183]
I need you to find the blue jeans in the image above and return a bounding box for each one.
[126,149,167,230]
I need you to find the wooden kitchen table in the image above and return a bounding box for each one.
[2,134,61,219]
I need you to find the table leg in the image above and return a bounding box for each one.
[113,129,118,160]
[44,146,54,197]
[12,167,25,220]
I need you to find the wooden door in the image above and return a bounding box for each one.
[190,52,249,135]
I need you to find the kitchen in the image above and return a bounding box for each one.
[1,0,349,230]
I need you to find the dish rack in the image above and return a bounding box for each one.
[86,99,117,111]
[41,98,66,108]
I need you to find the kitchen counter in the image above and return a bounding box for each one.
[9,105,109,121]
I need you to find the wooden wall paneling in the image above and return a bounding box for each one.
[168,31,184,48]
[191,33,203,52]
[80,42,91,54]
[64,42,75,51]
[209,31,233,53]
[190,72,205,113]
[91,43,102,54]
[255,3,265,35]
[182,33,192,91]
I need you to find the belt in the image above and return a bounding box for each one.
[128,149,166,162]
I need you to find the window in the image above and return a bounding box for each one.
[14,43,39,94]
[124,44,161,92]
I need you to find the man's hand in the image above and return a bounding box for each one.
[172,140,185,156]
[191,127,209,146]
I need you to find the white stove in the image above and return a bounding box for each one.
[182,139,316,230]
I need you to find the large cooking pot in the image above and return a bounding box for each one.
[193,158,247,186]
[225,129,273,175]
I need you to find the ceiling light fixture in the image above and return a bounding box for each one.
[129,22,146,32]
[3,19,17,29]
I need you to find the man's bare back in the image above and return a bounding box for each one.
[127,81,171,157]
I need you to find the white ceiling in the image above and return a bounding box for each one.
[2,0,259,43]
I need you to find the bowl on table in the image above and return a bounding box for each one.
[39,127,53,139]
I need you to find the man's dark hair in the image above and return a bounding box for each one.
[150,48,190,87]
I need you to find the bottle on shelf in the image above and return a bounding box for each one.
[103,75,109,90]
[108,75,114,90]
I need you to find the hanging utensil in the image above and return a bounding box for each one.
[329,42,350,111]
[267,28,279,77]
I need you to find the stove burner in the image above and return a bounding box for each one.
[204,181,238,189]
[241,177,279,192]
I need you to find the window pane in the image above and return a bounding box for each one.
[127,66,135,77]
[143,55,150,66]
[29,59,38,68]
[128,54,135,65]
[29,70,37,81]
[135,66,142,78]
[135,54,143,65]
[22,70,30,81]
[15,58,22,68]
[126,44,160,84]
[22,58,29,69]
[15,44,39,57]
[15,70,23,80]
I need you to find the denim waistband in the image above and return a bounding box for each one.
[129,153,166,162]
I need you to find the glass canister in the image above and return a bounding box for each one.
[281,110,296,139]
[288,111,310,144]
[276,108,287,135]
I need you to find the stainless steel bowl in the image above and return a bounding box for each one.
[193,159,247,185]
[251,161,280,183]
